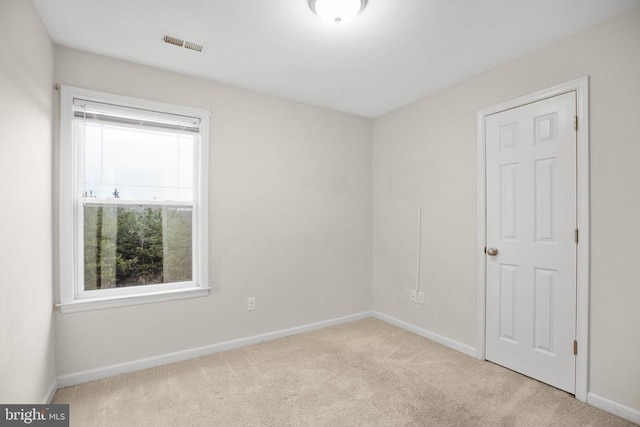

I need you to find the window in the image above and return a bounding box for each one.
[59,86,210,312]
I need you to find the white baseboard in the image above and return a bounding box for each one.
[57,310,372,388]
[371,310,477,357]
[587,392,640,425]
[42,377,58,404]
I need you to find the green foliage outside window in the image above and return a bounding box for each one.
[84,205,192,290]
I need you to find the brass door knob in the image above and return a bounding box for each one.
[487,247,499,256]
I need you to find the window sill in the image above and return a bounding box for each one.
[57,286,211,313]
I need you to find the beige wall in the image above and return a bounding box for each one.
[0,0,56,403]
[372,7,640,410]
[53,46,372,376]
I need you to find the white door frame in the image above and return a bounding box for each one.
[476,77,590,402]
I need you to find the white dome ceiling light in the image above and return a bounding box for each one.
[309,0,368,25]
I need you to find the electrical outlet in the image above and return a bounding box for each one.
[247,297,256,311]
[410,289,417,302]
[417,291,425,305]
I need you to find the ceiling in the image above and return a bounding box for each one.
[33,0,639,118]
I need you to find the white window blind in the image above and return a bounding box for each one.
[72,98,201,133]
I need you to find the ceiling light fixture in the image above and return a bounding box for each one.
[309,0,367,25]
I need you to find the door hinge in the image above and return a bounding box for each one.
[574,116,578,131]
[484,246,487,254]
[575,229,579,244]
[573,340,578,355]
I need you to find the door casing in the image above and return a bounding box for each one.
[476,77,590,402]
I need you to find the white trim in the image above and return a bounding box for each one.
[196,108,210,300]
[587,393,640,425]
[475,105,487,361]
[372,311,477,357]
[59,86,75,307]
[41,378,59,404]
[475,77,590,401]
[57,287,211,313]
[574,77,590,403]
[56,311,372,387]
[83,198,194,207]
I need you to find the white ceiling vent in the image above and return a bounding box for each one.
[184,40,204,52]
[162,34,206,53]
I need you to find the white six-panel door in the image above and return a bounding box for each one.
[485,92,577,393]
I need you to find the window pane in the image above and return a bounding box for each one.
[83,204,193,290]
[81,121,196,201]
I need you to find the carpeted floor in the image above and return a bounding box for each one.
[53,318,635,426]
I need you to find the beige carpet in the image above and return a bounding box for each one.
[53,318,634,426]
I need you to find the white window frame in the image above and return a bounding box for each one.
[58,86,211,313]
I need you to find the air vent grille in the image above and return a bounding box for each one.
[163,35,184,48]
[184,41,204,52]
[162,34,206,53]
